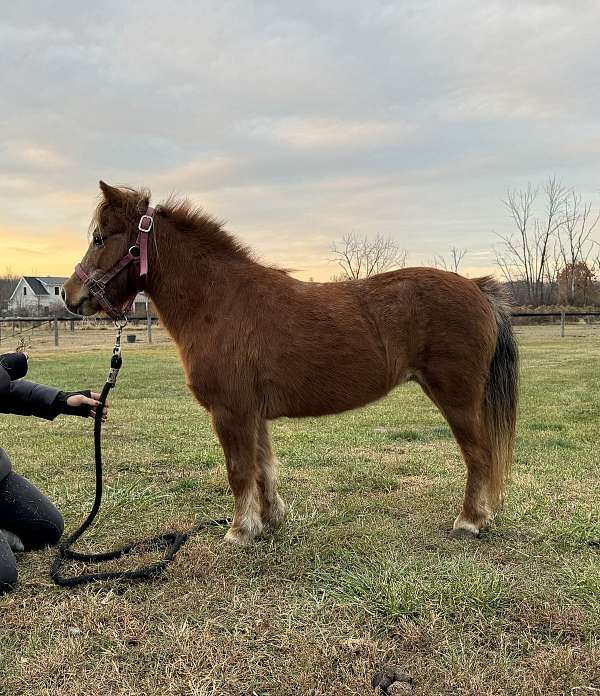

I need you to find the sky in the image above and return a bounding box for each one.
[1,0,599,281]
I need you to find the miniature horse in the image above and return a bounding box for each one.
[63,182,518,545]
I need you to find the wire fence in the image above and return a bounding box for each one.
[0,311,599,353]
[511,311,600,338]
[0,316,170,352]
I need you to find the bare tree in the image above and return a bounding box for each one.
[330,232,407,280]
[495,177,567,305]
[0,269,18,313]
[434,246,468,274]
[592,242,600,277]
[556,192,600,304]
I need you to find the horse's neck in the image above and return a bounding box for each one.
[145,244,249,341]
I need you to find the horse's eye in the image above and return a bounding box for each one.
[93,234,104,248]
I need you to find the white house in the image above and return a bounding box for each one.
[8,277,67,315]
[7,276,150,317]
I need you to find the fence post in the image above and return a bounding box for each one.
[70,320,75,332]
[147,312,152,344]
[560,311,565,338]
[54,319,59,347]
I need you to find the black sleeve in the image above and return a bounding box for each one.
[0,353,28,381]
[0,377,61,421]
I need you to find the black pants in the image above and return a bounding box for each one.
[0,472,64,593]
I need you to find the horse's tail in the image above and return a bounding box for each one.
[475,276,519,509]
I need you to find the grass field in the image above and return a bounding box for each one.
[0,328,598,695]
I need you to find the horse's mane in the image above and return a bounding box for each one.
[158,195,252,259]
[92,186,254,261]
[91,185,294,274]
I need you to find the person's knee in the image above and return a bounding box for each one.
[0,472,64,549]
[43,505,64,546]
[24,504,64,549]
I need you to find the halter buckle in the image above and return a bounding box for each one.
[138,215,154,233]
[87,278,106,297]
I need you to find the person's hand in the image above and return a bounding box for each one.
[66,392,109,421]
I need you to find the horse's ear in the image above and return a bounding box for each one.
[99,181,124,206]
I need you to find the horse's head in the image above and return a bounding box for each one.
[63,181,151,317]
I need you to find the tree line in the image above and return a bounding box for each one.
[331,176,599,307]
[0,270,18,312]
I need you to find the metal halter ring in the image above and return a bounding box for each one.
[138,215,154,233]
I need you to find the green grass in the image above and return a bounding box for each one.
[0,328,598,695]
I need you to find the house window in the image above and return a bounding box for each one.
[23,287,27,296]
[54,286,60,295]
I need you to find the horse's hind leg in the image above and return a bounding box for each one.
[447,413,494,539]
[419,377,493,538]
[211,408,263,545]
[257,419,287,527]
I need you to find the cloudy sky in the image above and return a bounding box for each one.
[1,1,599,280]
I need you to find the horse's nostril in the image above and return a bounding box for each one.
[60,288,66,301]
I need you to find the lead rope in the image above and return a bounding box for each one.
[50,320,229,588]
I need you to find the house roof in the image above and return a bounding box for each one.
[37,277,69,286]
[23,277,49,296]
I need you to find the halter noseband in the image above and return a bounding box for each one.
[75,205,155,320]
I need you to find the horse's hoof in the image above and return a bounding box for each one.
[224,529,253,546]
[224,519,263,546]
[449,527,479,540]
[263,495,287,528]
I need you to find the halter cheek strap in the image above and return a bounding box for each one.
[137,208,154,280]
[74,205,155,320]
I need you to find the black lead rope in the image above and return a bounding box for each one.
[51,324,229,588]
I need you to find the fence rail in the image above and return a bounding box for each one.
[0,316,158,347]
[511,311,600,337]
[512,312,600,317]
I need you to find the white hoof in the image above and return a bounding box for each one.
[224,515,264,546]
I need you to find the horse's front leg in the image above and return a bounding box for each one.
[211,408,263,545]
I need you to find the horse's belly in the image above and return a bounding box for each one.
[265,358,399,418]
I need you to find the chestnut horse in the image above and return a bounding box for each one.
[63,182,518,545]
